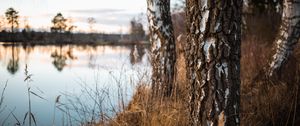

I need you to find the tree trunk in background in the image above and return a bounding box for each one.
[268,0,300,78]
[185,0,242,125]
[147,0,176,97]
[248,0,283,13]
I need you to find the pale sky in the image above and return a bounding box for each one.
[0,0,148,33]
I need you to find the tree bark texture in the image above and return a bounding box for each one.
[268,0,300,78]
[147,0,176,97]
[185,0,242,125]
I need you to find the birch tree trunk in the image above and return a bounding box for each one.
[268,0,300,78]
[147,0,176,97]
[185,0,242,125]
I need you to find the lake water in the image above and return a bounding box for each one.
[0,42,151,125]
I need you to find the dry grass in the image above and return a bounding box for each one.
[105,29,190,126]
[108,12,300,126]
[107,84,188,126]
[241,12,300,126]
[104,15,190,126]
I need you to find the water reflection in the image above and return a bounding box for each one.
[22,44,34,63]
[88,51,97,68]
[129,45,146,65]
[6,43,20,74]
[51,45,77,71]
[0,43,149,74]
[51,47,67,71]
[0,42,150,125]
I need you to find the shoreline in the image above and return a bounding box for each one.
[0,41,150,46]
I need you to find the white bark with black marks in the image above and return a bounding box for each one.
[147,0,176,97]
[185,0,242,125]
[268,0,300,78]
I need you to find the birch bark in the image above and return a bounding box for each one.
[185,0,242,125]
[147,0,176,97]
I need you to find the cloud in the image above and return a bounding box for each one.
[71,15,132,26]
[31,13,55,18]
[66,9,140,26]
[67,8,125,14]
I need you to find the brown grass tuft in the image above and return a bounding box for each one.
[109,84,189,126]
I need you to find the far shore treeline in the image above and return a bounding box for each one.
[0,7,148,44]
[0,31,148,44]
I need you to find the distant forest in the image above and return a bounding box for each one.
[0,31,147,44]
[0,8,147,44]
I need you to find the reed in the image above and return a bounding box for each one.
[0,80,8,114]
[23,64,46,126]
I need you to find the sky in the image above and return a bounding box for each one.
[0,0,148,33]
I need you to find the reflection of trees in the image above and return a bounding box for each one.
[129,45,145,65]
[51,45,67,71]
[88,53,96,68]
[22,44,34,63]
[51,53,66,71]
[7,43,19,74]
[87,46,99,69]
[51,45,77,71]
[66,46,77,60]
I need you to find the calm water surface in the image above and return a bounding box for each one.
[0,42,150,125]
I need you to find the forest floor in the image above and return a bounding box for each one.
[102,12,300,126]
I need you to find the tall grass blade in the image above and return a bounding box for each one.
[0,80,8,108]
[0,105,6,114]
[24,74,33,82]
[1,107,21,126]
[35,86,44,94]
[57,106,66,113]
[1,107,14,126]
[30,91,46,101]
[11,111,20,126]
[23,112,28,125]
[56,95,61,103]
[30,113,37,126]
